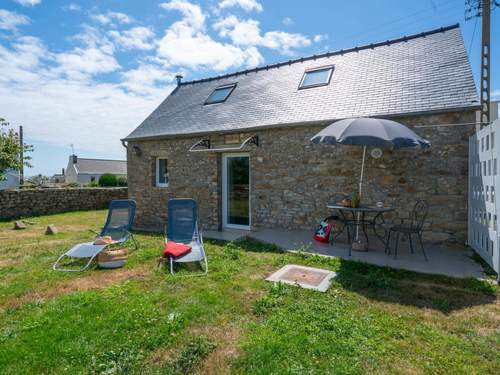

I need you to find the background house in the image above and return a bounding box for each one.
[124,25,478,244]
[50,168,65,184]
[65,155,126,184]
[0,169,20,190]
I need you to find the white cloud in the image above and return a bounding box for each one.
[262,31,310,53]
[157,23,263,70]
[71,25,115,55]
[492,89,500,100]
[49,26,120,79]
[63,3,81,12]
[121,64,174,95]
[91,11,132,26]
[108,12,132,24]
[0,9,29,31]
[219,0,263,12]
[157,0,264,70]
[0,36,48,84]
[109,27,155,50]
[55,47,120,79]
[214,16,311,54]
[159,0,206,30]
[313,34,328,43]
[214,16,261,44]
[13,0,41,6]
[282,17,293,26]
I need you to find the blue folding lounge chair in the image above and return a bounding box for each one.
[164,198,208,275]
[53,199,137,272]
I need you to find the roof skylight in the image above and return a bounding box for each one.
[299,66,334,89]
[205,83,236,105]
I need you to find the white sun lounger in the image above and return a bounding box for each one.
[53,200,137,272]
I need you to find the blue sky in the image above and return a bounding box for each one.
[0,0,499,176]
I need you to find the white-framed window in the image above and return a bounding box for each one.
[299,65,334,89]
[156,157,169,187]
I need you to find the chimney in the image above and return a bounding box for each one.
[62,168,65,175]
[175,74,183,85]
[72,155,77,164]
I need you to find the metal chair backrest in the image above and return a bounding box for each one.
[410,199,428,232]
[167,198,197,243]
[100,200,136,240]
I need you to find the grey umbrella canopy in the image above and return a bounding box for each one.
[310,117,430,148]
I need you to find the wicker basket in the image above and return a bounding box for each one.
[98,248,128,268]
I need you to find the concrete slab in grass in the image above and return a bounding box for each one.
[266,264,337,292]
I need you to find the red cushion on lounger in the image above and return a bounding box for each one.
[163,242,192,258]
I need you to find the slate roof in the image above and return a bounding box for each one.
[74,158,127,175]
[124,24,479,141]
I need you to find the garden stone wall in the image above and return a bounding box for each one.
[0,188,128,220]
[127,110,475,244]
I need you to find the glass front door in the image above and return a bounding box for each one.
[223,154,250,228]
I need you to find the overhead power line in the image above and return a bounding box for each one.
[334,0,461,46]
[468,15,479,55]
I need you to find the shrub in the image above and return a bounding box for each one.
[64,182,80,188]
[87,181,99,187]
[98,173,117,187]
[116,176,127,187]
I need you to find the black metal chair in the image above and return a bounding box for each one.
[385,200,428,261]
[326,194,355,244]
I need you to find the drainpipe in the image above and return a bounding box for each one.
[121,140,128,149]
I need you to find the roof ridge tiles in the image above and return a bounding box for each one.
[178,24,459,86]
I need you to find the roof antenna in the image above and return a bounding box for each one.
[175,74,183,85]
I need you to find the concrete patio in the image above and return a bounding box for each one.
[206,228,486,279]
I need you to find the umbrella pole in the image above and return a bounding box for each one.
[355,146,367,241]
[359,145,366,197]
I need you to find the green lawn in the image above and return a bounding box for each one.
[0,210,499,374]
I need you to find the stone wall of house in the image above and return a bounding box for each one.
[127,110,475,243]
[0,188,128,219]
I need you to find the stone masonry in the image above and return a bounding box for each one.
[127,110,475,243]
[0,187,128,220]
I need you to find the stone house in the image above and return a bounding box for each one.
[65,155,127,184]
[124,24,479,243]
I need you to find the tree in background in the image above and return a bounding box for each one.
[99,173,118,187]
[0,117,32,180]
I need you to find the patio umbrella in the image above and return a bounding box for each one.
[310,117,430,198]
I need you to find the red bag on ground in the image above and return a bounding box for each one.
[163,242,192,258]
[313,221,333,243]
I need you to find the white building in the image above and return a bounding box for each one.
[0,169,20,190]
[65,155,127,184]
[476,100,499,129]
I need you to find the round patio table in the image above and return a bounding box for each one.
[326,204,394,255]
